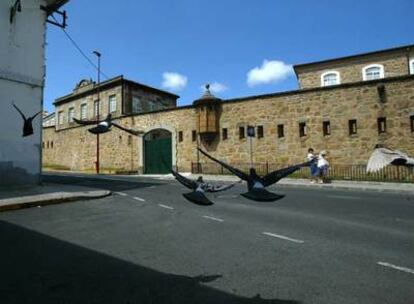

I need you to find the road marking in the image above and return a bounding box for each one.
[133,196,146,202]
[327,195,361,200]
[114,192,128,196]
[262,232,304,244]
[158,204,174,210]
[377,262,414,275]
[202,215,224,222]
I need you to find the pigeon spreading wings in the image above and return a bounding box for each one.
[170,168,239,205]
[366,146,414,173]
[198,148,313,201]
[73,114,144,136]
[12,102,42,137]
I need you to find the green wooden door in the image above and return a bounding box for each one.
[144,137,172,174]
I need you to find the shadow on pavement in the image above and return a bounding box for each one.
[0,220,300,304]
[42,174,160,192]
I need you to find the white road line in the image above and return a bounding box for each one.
[202,215,224,222]
[133,196,146,202]
[377,262,414,275]
[158,204,174,210]
[327,195,361,200]
[262,232,304,244]
[114,192,128,196]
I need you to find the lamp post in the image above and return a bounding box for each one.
[93,50,101,174]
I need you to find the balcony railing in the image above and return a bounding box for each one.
[191,162,414,183]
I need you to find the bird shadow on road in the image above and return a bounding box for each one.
[0,220,300,304]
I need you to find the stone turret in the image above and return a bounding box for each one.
[193,84,222,144]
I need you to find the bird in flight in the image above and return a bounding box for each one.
[73,114,144,136]
[12,102,42,137]
[366,144,414,173]
[171,168,240,205]
[198,148,314,201]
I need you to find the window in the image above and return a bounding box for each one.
[363,64,384,81]
[94,100,101,118]
[148,101,157,112]
[222,128,228,140]
[132,96,142,113]
[410,59,414,75]
[51,141,53,149]
[47,141,49,148]
[109,95,117,113]
[192,130,197,142]
[80,103,87,120]
[257,126,264,138]
[299,122,307,137]
[321,71,340,86]
[377,117,386,134]
[58,111,64,125]
[239,126,245,139]
[277,124,284,138]
[349,119,357,135]
[323,121,331,136]
[68,108,75,123]
[178,131,183,142]
[128,135,132,146]
[410,115,414,133]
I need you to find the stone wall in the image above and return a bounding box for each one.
[297,50,414,89]
[43,76,414,173]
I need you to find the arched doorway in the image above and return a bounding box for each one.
[144,129,172,174]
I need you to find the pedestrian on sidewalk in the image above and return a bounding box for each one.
[307,148,319,183]
[317,150,329,184]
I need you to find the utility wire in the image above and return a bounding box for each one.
[51,14,110,80]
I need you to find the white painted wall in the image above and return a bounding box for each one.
[0,0,48,186]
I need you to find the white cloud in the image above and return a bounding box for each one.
[247,60,293,87]
[200,82,228,94]
[162,72,187,91]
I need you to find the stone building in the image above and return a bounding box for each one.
[43,44,414,175]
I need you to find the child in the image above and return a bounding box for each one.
[317,151,329,183]
[307,148,318,183]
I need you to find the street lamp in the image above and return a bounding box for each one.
[93,50,101,174]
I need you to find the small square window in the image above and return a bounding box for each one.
[349,119,357,135]
[377,117,386,134]
[222,128,228,140]
[179,131,183,142]
[192,130,197,142]
[277,124,284,138]
[239,126,245,139]
[323,121,331,136]
[410,115,414,132]
[257,126,264,138]
[299,122,307,137]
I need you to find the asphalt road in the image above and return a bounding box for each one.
[0,174,413,304]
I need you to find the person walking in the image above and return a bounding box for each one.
[317,150,329,183]
[307,148,318,183]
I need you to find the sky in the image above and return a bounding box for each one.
[44,0,414,112]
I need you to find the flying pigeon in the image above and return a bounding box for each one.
[366,144,414,173]
[12,102,42,137]
[198,148,314,202]
[73,114,144,136]
[171,168,240,205]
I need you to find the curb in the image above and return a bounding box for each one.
[0,190,112,212]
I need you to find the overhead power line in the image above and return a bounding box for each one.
[51,15,110,80]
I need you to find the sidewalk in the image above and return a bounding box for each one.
[187,174,414,195]
[0,183,111,212]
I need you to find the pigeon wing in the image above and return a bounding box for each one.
[205,181,240,193]
[29,110,42,120]
[366,148,403,173]
[198,148,249,181]
[262,161,309,187]
[112,122,144,136]
[73,117,100,125]
[12,103,26,120]
[171,169,198,190]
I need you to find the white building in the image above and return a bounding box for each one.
[0,0,69,187]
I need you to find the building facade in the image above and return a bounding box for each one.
[0,0,69,187]
[43,44,414,175]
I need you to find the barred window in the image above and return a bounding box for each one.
[257,126,264,138]
[377,117,386,134]
[349,119,357,135]
[222,128,228,140]
[192,130,197,142]
[239,126,245,139]
[299,122,307,137]
[323,121,331,136]
[109,95,117,113]
[80,103,87,120]
[178,131,183,142]
[277,124,284,138]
